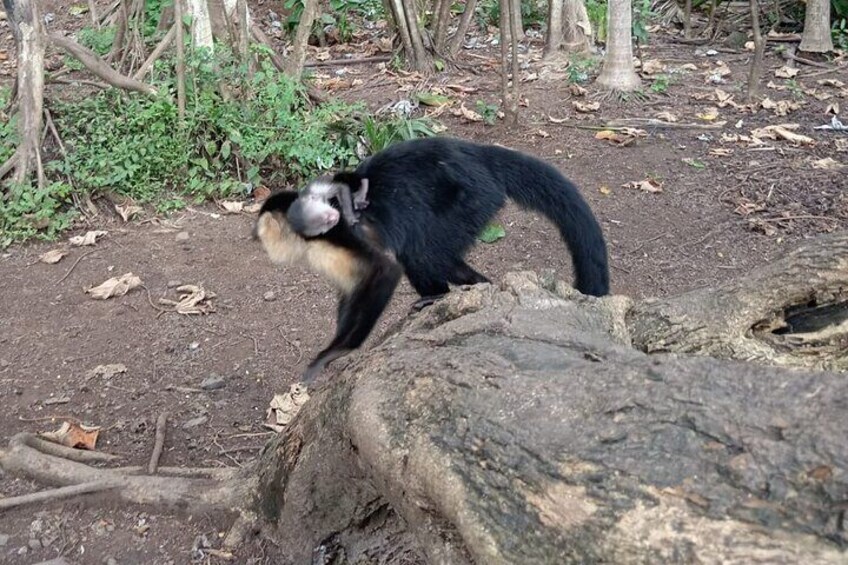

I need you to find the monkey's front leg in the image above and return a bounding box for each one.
[301,257,402,384]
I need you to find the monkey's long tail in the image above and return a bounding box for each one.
[499,153,610,297]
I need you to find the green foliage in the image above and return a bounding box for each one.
[475,100,500,125]
[475,0,545,30]
[833,18,848,50]
[650,74,671,93]
[0,182,76,247]
[478,222,506,243]
[585,0,607,42]
[567,55,596,83]
[356,115,438,153]
[0,88,17,166]
[632,0,653,45]
[78,26,117,55]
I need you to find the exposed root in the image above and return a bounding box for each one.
[148,412,168,474]
[0,480,120,511]
[0,432,259,548]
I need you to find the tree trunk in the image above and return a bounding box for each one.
[447,0,479,56]
[562,0,592,53]
[252,233,848,562]
[284,0,319,76]
[386,0,433,72]
[544,0,564,56]
[746,0,765,101]
[0,0,46,188]
[188,0,214,51]
[799,0,834,53]
[511,0,524,41]
[595,0,641,91]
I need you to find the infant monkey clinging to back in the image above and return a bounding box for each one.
[285,173,369,236]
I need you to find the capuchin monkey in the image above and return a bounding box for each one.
[286,174,370,236]
[255,137,610,383]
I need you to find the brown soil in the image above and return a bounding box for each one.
[0,1,845,563]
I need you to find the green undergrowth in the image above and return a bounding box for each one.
[1,51,436,246]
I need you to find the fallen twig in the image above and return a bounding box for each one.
[305,55,391,67]
[54,249,99,285]
[148,412,168,474]
[133,23,177,81]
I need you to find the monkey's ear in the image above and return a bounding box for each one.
[258,191,299,216]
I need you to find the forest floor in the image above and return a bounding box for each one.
[0,1,845,563]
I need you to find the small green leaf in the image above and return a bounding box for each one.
[434,59,445,72]
[416,92,450,107]
[478,223,506,243]
[221,140,231,160]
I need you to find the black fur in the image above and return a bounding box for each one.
[344,136,609,297]
[258,136,610,382]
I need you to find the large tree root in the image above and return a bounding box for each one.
[0,432,258,548]
[628,231,848,370]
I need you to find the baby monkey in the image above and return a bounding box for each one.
[286,174,369,237]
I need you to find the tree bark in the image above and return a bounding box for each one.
[799,0,834,53]
[595,0,641,91]
[545,0,565,57]
[386,0,433,72]
[284,0,319,76]
[448,0,479,56]
[1,0,46,188]
[254,236,848,562]
[746,0,765,101]
[188,0,214,51]
[562,0,592,53]
[628,231,848,371]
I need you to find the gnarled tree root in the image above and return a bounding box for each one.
[0,432,258,548]
[628,230,848,370]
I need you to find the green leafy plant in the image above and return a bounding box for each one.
[0,182,76,247]
[478,222,506,243]
[650,73,671,93]
[566,55,596,83]
[358,116,438,153]
[833,18,848,50]
[475,100,499,125]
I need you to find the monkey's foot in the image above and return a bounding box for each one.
[411,294,446,312]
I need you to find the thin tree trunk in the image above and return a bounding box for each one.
[746,0,765,101]
[500,0,519,124]
[510,0,524,41]
[175,0,186,120]
[433,0,453,52]
[544,0,564,57]
[284,0,319,76]
[447,0,478,56]
[0,0,46,187]
[799,0,834,53]
[595,0,641,91]
[562,0,592,52]
[188,0,214,51]
[684,0,692,38]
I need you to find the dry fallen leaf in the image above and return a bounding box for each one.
[811,157,844,170]
[599,186,611,195]
[219,200,244,214]
[70,230,107,247]
[569,84,588,96]
[594,128,646,146]
[573,100,600,113]
[252,185,271,202]
[818,78,845,88]
[86,273,143,300]
[624,178,663,193]
[454,102,483,122]
[158,284,216,315]
[761,97,802,116]
[709,148,734,157]
[641,59,666,75]
[826,102,840,115]
[40,421,101,450]
[697,107,720,121]
[115,203,142,222]
[264,384,311,432]
[750,124,815,146]
[679,63,698,71]
[655,111,678,122]
[40,249,68,264]
[775,65,799,79]
[747,218,777,236]
[87,363,128,380]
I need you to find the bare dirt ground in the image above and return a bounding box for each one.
[0,1,846,563]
